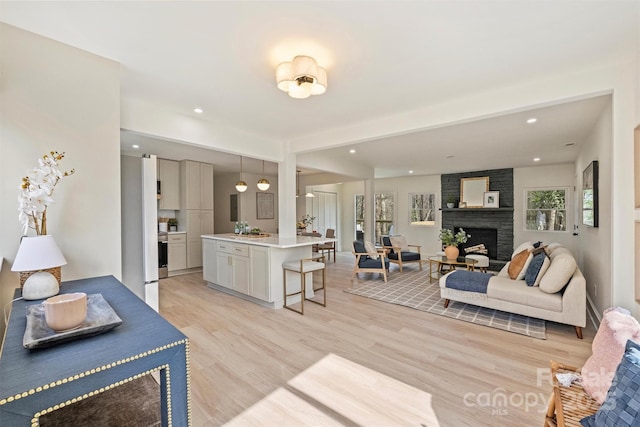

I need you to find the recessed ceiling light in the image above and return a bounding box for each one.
[194,108,203,114]
[132,144,140,149]
[533,157,541,162]
[349,149,356,154]
[408,170,414,174]
[527,118,537,124]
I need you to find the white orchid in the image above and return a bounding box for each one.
[18,151,74,235]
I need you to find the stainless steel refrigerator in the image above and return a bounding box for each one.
[121,154,159,311]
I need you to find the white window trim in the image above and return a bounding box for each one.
[408,192,438,227]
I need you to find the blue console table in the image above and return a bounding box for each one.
[0,275,191,426]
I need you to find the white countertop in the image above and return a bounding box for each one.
[202,233,336,249]
[168,231,186,234]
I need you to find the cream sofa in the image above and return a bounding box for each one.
[439,243,586,338]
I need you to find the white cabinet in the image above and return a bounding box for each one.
[202,238,216,283]
[184,209,214,268]
[180,161,214,268]
[200,163,214,210]
[214,241,251,293]
[180,160,214,211]
[158,159,180,210]
[249,246,270,301]
[168,233,187,272]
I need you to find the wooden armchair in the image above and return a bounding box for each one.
[382,236,422,272]
[544,361,600,427]
[351,240,389,282]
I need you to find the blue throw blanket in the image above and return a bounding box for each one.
[445,270,492,294]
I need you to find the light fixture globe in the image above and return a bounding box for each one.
[275,55,328,99]
[257,160,270,191]
[235,180,248,192]
[257,178,270,191]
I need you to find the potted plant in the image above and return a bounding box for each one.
[168,218,178,232]
[439,228,470,260]
[446,195,456,209]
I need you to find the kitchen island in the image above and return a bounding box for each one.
[201,234,336,308]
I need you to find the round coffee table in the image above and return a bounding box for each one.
[428,255,478,282]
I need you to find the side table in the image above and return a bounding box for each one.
[0,275,191,426]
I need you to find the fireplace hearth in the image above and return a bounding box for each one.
[455,227,498,260]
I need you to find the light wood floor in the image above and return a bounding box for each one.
[159,252,595,427]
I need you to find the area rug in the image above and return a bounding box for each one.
[345,269,546,339]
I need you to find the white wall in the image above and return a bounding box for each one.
[374,175,442,255]
[513,163,577,254]
[0,24,121,332]
[576,100,613,316]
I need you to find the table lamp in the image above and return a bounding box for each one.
[11,235,67,300]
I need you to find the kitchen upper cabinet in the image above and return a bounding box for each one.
[180,160,214,269]
[158,159,180,210]
[200,163,214,210]
[180,160,214,210]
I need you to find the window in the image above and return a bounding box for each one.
[355,194,365,239]
[409,193,436,226]
[354,193,395,243]
[524,188,568,232]
[375,193,394,243]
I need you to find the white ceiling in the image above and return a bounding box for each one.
[2,1,637,178]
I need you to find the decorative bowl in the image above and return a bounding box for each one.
[43,292,88,332]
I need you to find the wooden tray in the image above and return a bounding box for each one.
[23,293,123,349]
[233,233,271,238]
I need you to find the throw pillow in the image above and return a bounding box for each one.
[524,252,550,286]
[582,307,640,404]
[538,251,577,293]
[390,236,409,252]
[512,242,533,259]
[364,240,379,260]
[581,339,640,426]
[508,249,531,280]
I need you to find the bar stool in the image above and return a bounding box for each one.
[282,255,327,315]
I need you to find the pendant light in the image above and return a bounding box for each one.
[235,156,247,192]
[257,160,270,191]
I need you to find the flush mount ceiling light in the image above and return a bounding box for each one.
[235,156,247,192]
[276,55,327,99]
[257,160,270,191]
[527,117,537,124]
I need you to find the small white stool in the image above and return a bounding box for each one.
[283,255,326,315]
[466,254,489,272]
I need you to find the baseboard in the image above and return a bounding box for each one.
[586,293,601,331]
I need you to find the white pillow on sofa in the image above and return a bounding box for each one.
[512,242,533,258]
[539,251,577,293]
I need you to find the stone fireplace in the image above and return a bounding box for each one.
[442,168,514,269]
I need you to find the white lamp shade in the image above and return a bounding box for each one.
[257,178,270,191]
[275,62,293,91]
[288,83,311,99]
[235,181,248,192]
[12,235,67,272]
[310,67,327,95]
[292,56,318,80]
